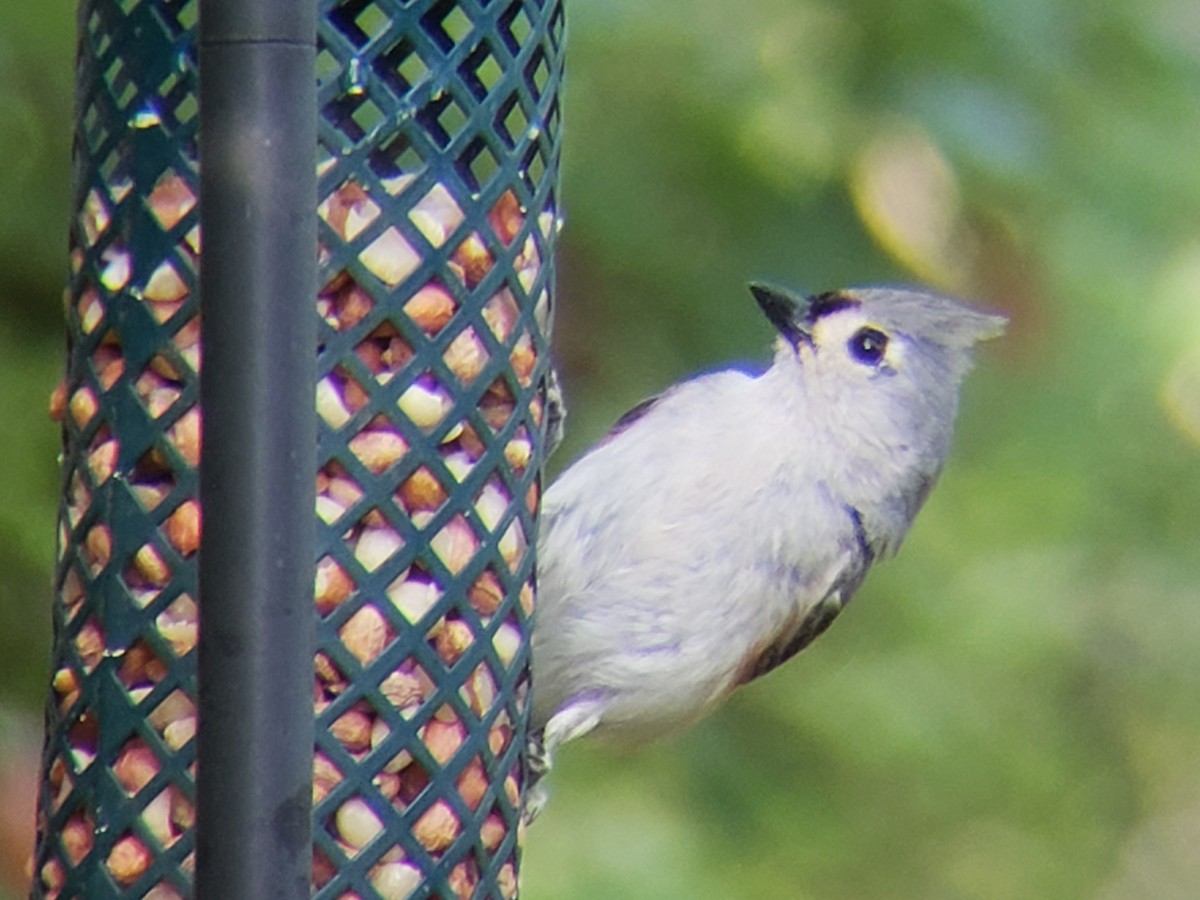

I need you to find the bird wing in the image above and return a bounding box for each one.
[733,502,874,687]
[599,392,668,444]
[734,591,847,686]
[596,361,767,447]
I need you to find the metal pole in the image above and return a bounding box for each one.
[196,0,317,897]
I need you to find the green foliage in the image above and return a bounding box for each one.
[3,0,1199,897]
[528,1,1200,897]
[0,7,73,715]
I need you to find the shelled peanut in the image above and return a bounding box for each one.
[47,169,545,899]
[312,174,541,898]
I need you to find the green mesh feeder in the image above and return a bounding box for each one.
[34,0,564,896]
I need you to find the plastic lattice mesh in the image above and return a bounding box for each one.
[308,0,562,896]
[35,0,201,896]
[34,0,563,897]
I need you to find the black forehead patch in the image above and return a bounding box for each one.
[806,291,860,326]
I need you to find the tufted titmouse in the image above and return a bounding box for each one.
[526,283,1005,816]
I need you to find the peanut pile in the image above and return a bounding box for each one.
[43,168,551,899]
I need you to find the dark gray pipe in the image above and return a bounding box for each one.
[196,0,317,896]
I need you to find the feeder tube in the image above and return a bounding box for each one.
[196,0,317,897]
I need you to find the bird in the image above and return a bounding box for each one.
[524,282,1005,819]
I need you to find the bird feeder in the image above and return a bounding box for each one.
[35,0,563,896]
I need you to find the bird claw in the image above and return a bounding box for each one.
[544,367,567,457]
[522,727,552,826]
[521,698,605,825]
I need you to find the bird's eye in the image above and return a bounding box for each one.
[848,327,889,365]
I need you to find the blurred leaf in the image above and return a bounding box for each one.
[5,0,1200,896]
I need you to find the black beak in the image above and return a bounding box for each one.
[748,282,813,348]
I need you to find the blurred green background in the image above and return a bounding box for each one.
[3,0,1199,897]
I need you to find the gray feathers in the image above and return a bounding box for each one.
[848,285,1008,348]
[530,283,1004,773]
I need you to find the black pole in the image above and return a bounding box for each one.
[196,1,317,897]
